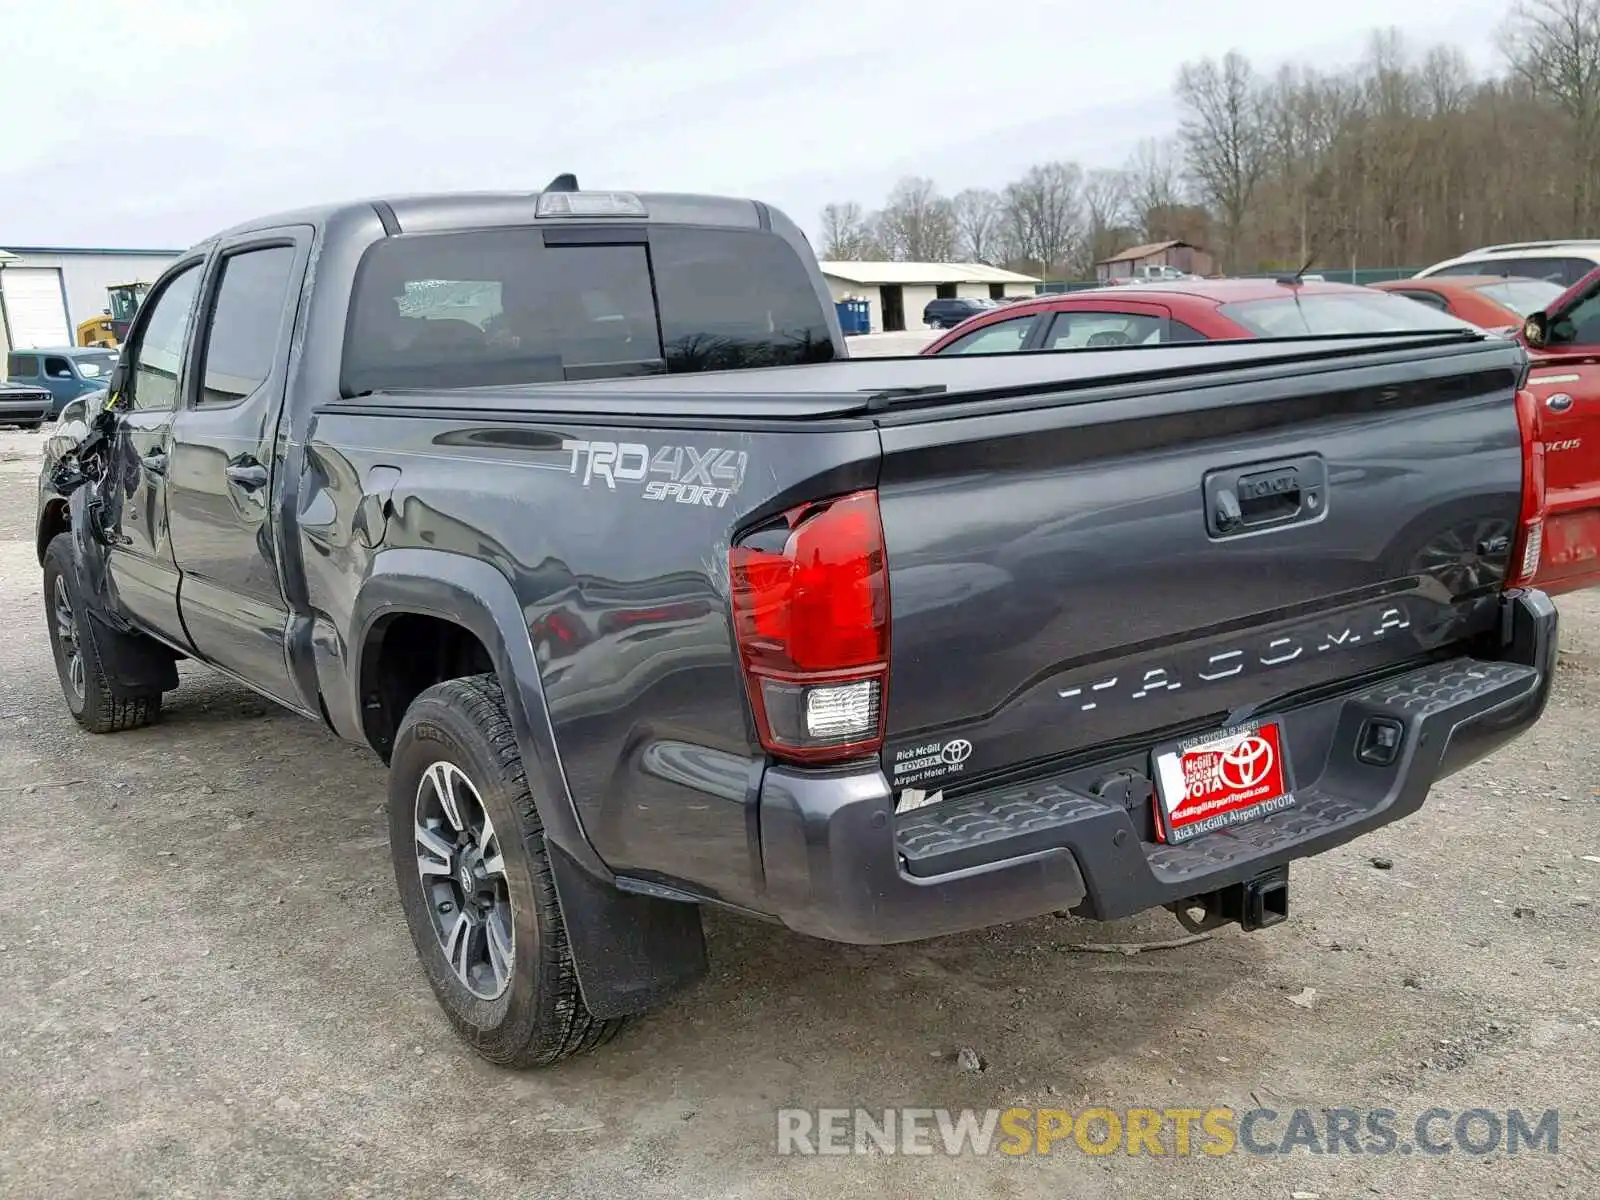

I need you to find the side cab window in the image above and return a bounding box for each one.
[8,353,38,379]
[194,245,298,407]
[120,263,204,412]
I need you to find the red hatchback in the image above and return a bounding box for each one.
[1370,275,1567,334]
[920,278,1473,355]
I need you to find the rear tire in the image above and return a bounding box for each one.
[42,533,162,734]
[388,674,626,1067]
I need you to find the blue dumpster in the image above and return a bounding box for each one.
[835,298,871,336]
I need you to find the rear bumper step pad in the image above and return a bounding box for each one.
[893,656,1540,911]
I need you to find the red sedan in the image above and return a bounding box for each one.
[1369,275,1567,332]
[920,271,1600,598]
[919,278,1475,355]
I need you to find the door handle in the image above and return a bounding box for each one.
[140,450,168,476]
[224,461,269,490]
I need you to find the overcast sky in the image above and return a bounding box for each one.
[3,0,1506,250]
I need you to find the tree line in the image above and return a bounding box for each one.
[818,0,1600,280]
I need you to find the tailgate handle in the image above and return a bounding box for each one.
[1237,468,1301,524]
[1204,456,1326,538]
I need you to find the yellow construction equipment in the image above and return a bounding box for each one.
[74,281,151,348]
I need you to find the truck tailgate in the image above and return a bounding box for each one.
[875,344,1527,792]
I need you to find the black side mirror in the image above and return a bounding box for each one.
[1523,312,1549,348]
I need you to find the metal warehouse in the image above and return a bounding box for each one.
[819,261,1040,333]
[0,245,182,356]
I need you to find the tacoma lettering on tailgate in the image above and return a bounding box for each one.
[1057,604,1414,715]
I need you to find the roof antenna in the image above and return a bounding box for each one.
[1276,245,1319,287]
[544,173,579,193]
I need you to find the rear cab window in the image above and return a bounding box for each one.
[341,225,834,394]
[1218,291,1473,337]
[7,354,38,379]
[196,246,301,406]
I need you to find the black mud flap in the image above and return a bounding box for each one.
[546,840,708,1019]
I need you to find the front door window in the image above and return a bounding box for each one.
[126,265,203,411]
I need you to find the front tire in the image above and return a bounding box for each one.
[388,674,625,1067]
[42,533,162,733]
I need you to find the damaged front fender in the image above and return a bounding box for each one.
[57,484,180,692]
[38,408,181,692]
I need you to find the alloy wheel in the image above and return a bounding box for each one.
[53,576,85,702]
[413,761,515,1000]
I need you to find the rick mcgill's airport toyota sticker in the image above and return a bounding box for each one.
[891,737,973,787]
[1153,722,1296,843]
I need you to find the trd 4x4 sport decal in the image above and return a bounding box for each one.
[562,440,748,508]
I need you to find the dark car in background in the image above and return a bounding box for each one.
[922,295,997,328]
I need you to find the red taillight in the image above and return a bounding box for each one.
[1509,386,1547,588]
[729,490,890,764]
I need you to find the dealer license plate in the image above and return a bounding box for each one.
[1152,721,1295,844]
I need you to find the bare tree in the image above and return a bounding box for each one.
[951,188,1004,263]
[875,176,959,261]
[1502,0,1600,226]
[1419,43,1474,114]
[825,24,1600,281]
[1003,162,1084,279]
[1080,169,1133,273]
[1176,51,1268,269]
[1123,137,1184,239]
[819,201,873,260]
[1354,30,1428,264]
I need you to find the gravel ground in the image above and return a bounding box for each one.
[0,425,1596,1199]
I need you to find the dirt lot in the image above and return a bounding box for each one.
[0,425,1596,1199]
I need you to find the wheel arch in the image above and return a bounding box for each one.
[348,550,575,846]
[348,548,707,1020]
[37,496,69,567]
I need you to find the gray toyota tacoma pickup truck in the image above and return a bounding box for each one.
[37,180,1557,1067]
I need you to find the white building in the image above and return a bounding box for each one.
[819,261,1041,333]
[0,245,183,356]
